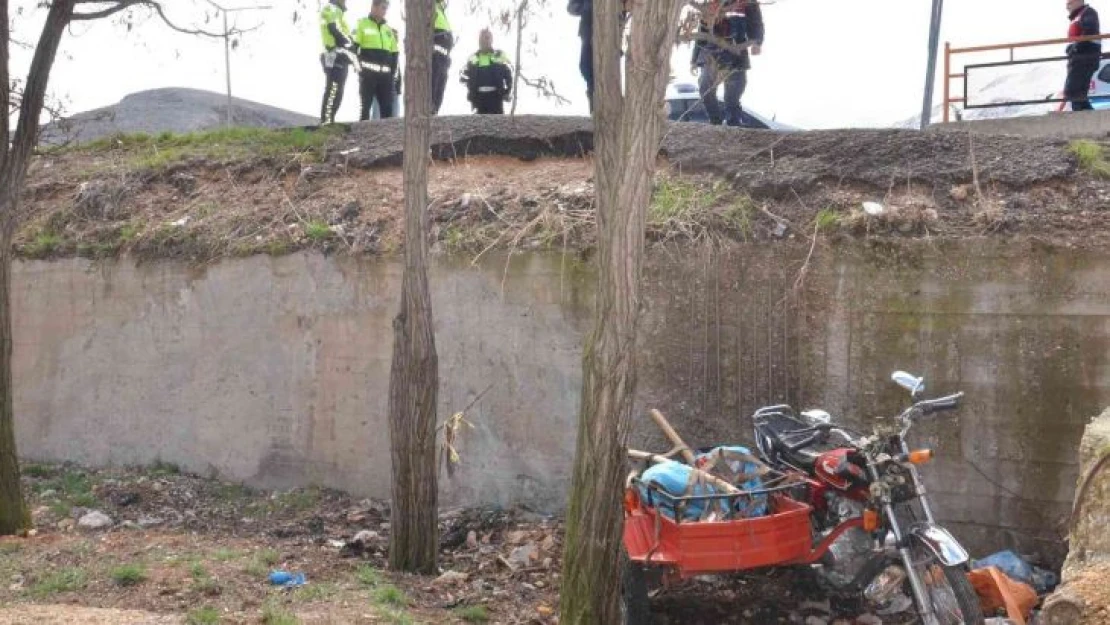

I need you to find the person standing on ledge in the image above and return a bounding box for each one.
[320,0,353,124]
[432,0,455,114]
[1065,0,1101,111]
[353,0,401,121]
[461,29,513,115]
[691,0,764,127]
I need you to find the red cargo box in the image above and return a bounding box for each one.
[623,494,814,578]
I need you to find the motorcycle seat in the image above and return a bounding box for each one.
[753,411,837,472]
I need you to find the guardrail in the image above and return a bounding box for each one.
[943,33,1110,123]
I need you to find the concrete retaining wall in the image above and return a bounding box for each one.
[14,241,1110,563]
[934,109,1110,138]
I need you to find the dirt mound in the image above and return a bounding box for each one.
[17,117,1110,263]
[40,88,316,147]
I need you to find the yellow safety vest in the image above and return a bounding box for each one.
[320,3,350,51]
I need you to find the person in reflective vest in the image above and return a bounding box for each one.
[353,0,401,121]
[691,0,764,127]
[1065,0,1101,111]
[320,0,353,124]
[461,29,513,115]
[432,0,454,114]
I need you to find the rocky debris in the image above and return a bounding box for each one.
[77,510,113,530]
[1043,407,1110,625]
[137,515,163,528]
[432,570,470,586]
[505,544,539,571]
[168,172,197,196]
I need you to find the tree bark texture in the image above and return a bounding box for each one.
[0,0,78,536]
[387,0,439,574]
[558,0,684,622]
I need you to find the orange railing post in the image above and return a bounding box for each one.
[943,42,951,123]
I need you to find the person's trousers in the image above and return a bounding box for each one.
[699,63,747,126]
[580,37,594,113]
[473,92,504,115]
[359,71,395,121]
[320,55,350,124]
[432,52,451,114]
[1065,54,1099,111]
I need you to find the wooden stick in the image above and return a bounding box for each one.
[648,409,696,464]
[628,449,740,494]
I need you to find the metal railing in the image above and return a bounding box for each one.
[942,33,1110,123]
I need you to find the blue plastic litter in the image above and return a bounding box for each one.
[637,451,767,521]
[972,550,1059,594]
[695,445,768,518]
[268,570,307,587]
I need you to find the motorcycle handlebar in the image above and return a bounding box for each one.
[913,392,964,416]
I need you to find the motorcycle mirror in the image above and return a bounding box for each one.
[800,409,831,425]
[891,371,925,396]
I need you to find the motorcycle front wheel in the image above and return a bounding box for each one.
[907,545,984,625]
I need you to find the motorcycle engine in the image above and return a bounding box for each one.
[816,498,873,588]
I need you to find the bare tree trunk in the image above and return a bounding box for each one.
[388,0,439,574]
[510,0,526,117]
[558,0,683,622]
[0,222,28,536]
[0,0,78,537]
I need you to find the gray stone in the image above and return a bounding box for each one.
[77,510,113,530]
[506,543,538,570]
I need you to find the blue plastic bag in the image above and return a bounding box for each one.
[269,570,306,587]
[638,460,719,521]
[637,451,768,521]
[972,551,1059,594]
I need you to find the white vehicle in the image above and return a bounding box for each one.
[665,80,797,130]
[1088,57,1110,109]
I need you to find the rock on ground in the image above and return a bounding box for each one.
[76,510,113,530]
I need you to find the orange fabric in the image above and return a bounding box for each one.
[968,566,1038,625]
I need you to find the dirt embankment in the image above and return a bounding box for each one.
[16,115,1110,264]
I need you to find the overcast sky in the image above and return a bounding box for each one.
[8,0,1095,129]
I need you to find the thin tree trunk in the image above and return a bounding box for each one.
[558,0,683,622]
[388,0,439,574]
[0,0,77,537]
[0,222,27,535]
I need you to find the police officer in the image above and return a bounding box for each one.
[461,29,513,115]
[353,0,401,120]
[432,0,454,114]
[691,0,764,127]
[320,0,353,124]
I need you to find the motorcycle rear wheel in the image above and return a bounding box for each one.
[619,550,650,625]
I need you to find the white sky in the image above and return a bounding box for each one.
[9,0,1097,129]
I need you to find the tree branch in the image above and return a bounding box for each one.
[72,0,233,38]
[3,0,76,225]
